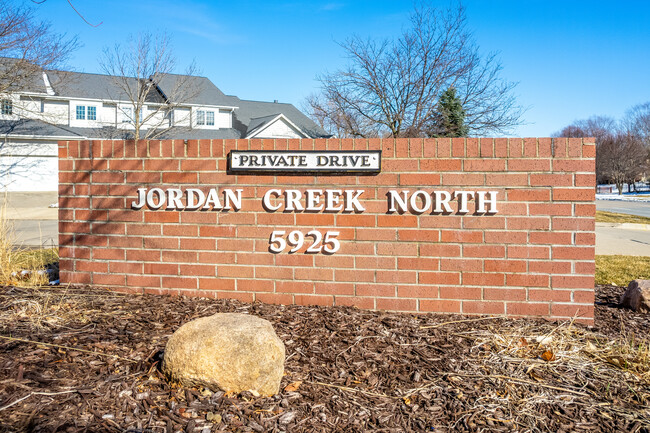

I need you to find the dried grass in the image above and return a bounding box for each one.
[0,195,58,287]
[596,255,650,286]
[596,210,650,225]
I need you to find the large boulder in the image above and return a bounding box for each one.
[620,280,650,312]
[162,313,285,396]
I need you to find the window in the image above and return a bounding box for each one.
[197,110,205,125]
[121,107,133,123]
[206,111,214,126]
[76,105,85,120]
[87,106,97,121]
[1,100,12,115]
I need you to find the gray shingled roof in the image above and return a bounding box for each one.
[233,99,330,138]
[0,58,47,93]
[47,71,165,103]
[155,74,239,107]
[64,126,241,140]
[0,119,84,138]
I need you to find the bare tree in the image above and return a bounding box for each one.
[622,102,650,145]
[99,32,199,141]
[0,0,76,94]
[597,132,648,194]
[553,116,620,185]
[552,115,617,142]
[0,0,76,189]
[305,2,523,138]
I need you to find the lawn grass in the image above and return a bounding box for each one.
[595,255,650,286]
[596,211,650,225]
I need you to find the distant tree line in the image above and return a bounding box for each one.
[554,104,650,194]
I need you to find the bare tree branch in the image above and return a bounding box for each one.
[306,2,523,138]
[99,32,199,141]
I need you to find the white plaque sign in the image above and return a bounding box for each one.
[228,151,381,174]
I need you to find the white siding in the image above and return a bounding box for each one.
[0,138,59,192]
[255,118,304,139]
[173,107,191,127]
[216,109,231,128]
[42,100,69,125]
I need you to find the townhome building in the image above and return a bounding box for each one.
[0,66,329,191]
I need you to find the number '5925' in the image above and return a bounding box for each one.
[269,230,341,254]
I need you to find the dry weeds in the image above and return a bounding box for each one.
[0,197,58,287]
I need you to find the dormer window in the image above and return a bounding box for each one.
[196,110,214,126]
[76,105,85,120]
[1,99,12,115]
[88,106,96,121]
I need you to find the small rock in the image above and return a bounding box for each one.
[279,411,296,425]
[620,279,650,312]
[163,313,285,396]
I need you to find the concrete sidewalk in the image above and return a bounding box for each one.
[595,222,650,256]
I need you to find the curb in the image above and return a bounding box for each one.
[596,222,650,231]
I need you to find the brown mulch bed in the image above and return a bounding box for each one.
[0,285,648,433]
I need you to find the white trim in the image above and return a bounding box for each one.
[245,113,308,139]
[12,92,238,111]
[42,73,55,96]
[0,133,86,140]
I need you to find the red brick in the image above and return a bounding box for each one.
[420,159,461,171]
[439,258,483,272]
[552,246,595,260]
[294,295,333,307]
[529,260,571,274]
[399,173,440,186]
[508,159,550,172]
[484,288,526,301]
[484,259,526,273]
[315,282,355,296]
[530,173,573,187]
[420,299,461,313]
[336,296,375,309]
[94,273,125,286]
[441,230,483,243]
[256,293,294,305]
[551,275,594,289]
[440,286,481,299]
[507,302,549,316]
[462,301,504,315]
[419,272,460,285]
[506,274,549,287]
[552,188,594,201]
[464,273,504,286]
[276,280,314,294]
[507,189,550,202]
[529,232,572,245]
[376,298,417,312]
[464,160,505,172]
[463,245,505,258]
[529,289,571,302]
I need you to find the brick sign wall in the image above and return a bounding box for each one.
[58,138,596,324]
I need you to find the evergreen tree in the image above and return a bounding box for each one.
[432,87,469,137]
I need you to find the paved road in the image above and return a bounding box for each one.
[596,200,650,218]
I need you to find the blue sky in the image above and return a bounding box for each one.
[28,0,650,137]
